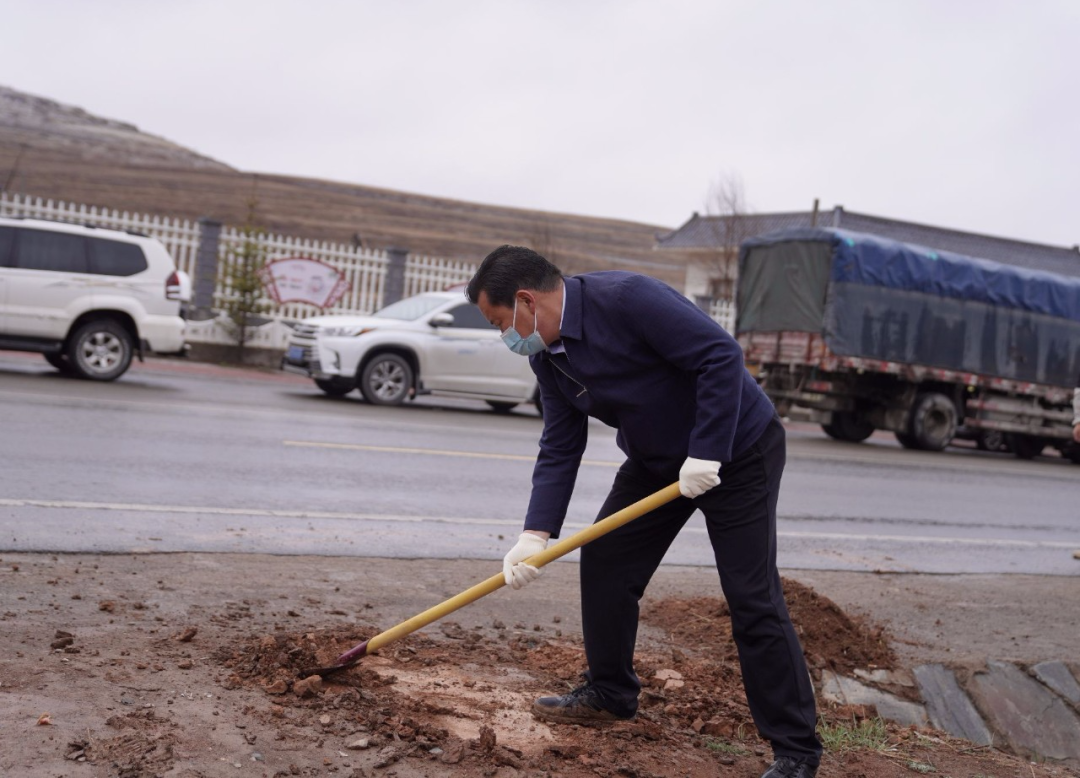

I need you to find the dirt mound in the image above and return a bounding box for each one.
[219,624,376,683]
[218,624,759,777]
[0,88,694,281]
[2,551,1073,778]
[0,85,233,171]
[202,585,1055,778]
[641,577,896,678]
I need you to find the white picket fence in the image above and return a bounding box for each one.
[1,191,729,348]
[215,225,391,321]
[404,253,475,298]
[710,298,736,333]
[0,192,479,347]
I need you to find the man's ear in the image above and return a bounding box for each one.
[516,291,535,312]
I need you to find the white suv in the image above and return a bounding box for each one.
[282,290,541,414]
[0,216,189,380]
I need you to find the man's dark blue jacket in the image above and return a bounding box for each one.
[524,271,776,537]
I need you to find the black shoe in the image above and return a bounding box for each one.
[761,756,818,778]
[531,683,635,724]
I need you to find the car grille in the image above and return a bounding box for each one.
[283,340,320,372]
[284,344,313,361]
[293,323,320,339]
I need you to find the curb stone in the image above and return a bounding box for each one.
[829,659,1080,765]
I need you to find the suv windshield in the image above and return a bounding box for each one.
[374,295,449,320]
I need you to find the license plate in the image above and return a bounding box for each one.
[287,345,305,361]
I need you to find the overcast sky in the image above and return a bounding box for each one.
[4,1,1079,246]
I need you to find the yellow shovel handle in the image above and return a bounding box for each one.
[363,482,681,655]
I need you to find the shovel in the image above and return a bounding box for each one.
[300,482,681,678]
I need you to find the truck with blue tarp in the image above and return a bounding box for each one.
[734,228,1080,462]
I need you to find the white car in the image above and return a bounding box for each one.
[281,290,541,414]
[0,216,189,380]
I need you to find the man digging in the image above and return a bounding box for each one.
[467,246,823,778]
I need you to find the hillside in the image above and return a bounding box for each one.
[0,85,691,285]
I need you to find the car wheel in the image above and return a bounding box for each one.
[67,319,134,381]
[43,352,74,374]
[359,353,413,406]
[315,378,355,397]
[486,401,518,414]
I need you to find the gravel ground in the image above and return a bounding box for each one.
[1,552,1077,777]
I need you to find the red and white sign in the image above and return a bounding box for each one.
[261,257,350,309]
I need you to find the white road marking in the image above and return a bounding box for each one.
[0,498,515,527]
[284,439,620,467]
[0,387,543,440]
[1,498,1075,549]
[777,530,1077,548]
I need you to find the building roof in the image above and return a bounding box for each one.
[656,206,1080,279]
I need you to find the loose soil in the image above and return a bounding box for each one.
[1,553,1077,778]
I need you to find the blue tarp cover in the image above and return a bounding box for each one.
[741,228,1080,321]
[738,229,1080,387]
[826,229,1080,321]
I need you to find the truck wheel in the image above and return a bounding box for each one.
[67,319,134,381]
[821,412,874,443]
[894,431,921,450]
[1006,433,1045,460]
[359,353,413,406]
[907,392,957,451]
[976,429,1006,452]
[315,378,355,397]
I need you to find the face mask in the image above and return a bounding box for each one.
[501,298,547,356]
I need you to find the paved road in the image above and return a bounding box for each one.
[1,351,1077,574]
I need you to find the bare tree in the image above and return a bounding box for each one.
[527,216,580,275]
[1,143,28,193]
[700,171,752,301]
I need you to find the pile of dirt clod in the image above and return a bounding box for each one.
[210,586,1072,778]
[221,621,764,776]
[641,577,896,678]
[218,624,377,686]
[67,709,176,778]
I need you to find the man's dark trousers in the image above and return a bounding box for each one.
[579,417,822,762]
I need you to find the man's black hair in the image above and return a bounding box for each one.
[465,245,563,308]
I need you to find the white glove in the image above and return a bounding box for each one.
[503,532,548,589]
[679,457,722,498]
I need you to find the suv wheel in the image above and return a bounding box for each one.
[67,319,134,381]
[43,352,74,374]
[359,353,413,406]
[315,378,355,397]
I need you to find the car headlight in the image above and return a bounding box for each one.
[321,326,376,338]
